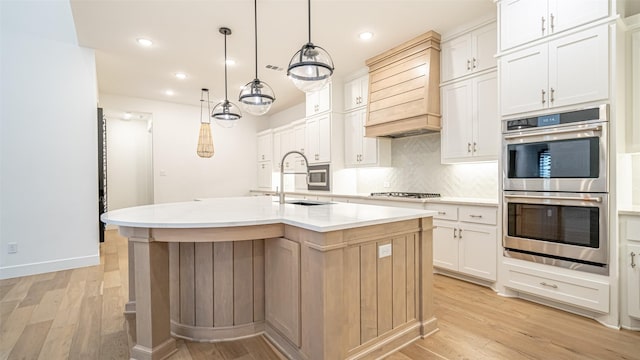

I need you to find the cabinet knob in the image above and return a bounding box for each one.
[541,89,546,104]
[472,57,477,69]
[467,59,471,71]
[458,228,462,239]
[550,87,555,103]
[540,282,558,289]
[469,214,483,218]
[541,16,546,35]
[550,13,555,32]
[438,211,446,215]
[632,251,637,269]
[453,228,457,238]
[467,143,471,153]
[473,142,477,153]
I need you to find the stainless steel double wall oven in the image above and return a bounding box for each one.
[502,104,609,274]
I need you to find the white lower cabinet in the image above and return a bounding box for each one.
[427,204,497,281]
[504,261,609,313]
[628,243,640,319]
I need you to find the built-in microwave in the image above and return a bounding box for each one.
[502,104,608,193]
[307,164,330,191]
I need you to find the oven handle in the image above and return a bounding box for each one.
[503,124,602,140]
[504,194,602,203]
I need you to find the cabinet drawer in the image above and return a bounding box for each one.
[505,262,609,313]
[425,204,458,221]
[459,206,496,225]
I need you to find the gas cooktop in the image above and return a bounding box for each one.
[370,192,441,199]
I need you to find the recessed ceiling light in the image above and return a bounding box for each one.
[165,90,174,96]
[226,59,235,66]
[359,32,374,40]
[174,72,187,80]
[136,38,153,47]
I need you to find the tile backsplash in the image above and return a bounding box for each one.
[346,133,499,199]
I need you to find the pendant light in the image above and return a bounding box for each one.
[197,88,215,158]
[239,0,276,116]
[212,27,242,128]
[287,0,334,93]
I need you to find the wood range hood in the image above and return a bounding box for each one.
[364,30,441,138]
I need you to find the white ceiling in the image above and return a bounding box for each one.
[70,0,496,115]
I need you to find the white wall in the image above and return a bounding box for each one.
[0,1,100,279]
[99,93,260,203]
[105,115,154,210]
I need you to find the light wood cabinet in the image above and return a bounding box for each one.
[257,130,272,162]
[305,84,331,117]
[305,113,331,164]
[426,204,497,281]
[265,237,301,347]
[441,22,497,83]
[441,71,498,163]
[344,109,391,167]
[499,0,608,51]
[500,24,609,116]
[365,31,442,137]
[344,75,369,111]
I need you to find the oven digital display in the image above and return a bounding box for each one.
[537,114,560,126]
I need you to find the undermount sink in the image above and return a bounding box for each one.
[285,200,333,206]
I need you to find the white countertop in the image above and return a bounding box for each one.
[249,189,499,207]
[101,196,437,233]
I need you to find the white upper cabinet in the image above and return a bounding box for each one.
[344,109,390,167]
[305,84,331,117]
[499,0,609,51]
[305,113,332,164]
[441,71,498,163]
[500,24,608,116]
[257,130,273,162]
[344,75,369,111]
[441,22,497,82]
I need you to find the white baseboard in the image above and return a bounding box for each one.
[0,254,100,280]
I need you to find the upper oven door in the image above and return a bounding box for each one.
[503,121,607,192]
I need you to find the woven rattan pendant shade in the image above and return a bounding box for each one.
[197,88,215,158]
[197,122,214,158]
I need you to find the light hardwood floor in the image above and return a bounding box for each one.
[1,230,639,360]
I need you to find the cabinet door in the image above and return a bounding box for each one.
[344,111,362,166]
[344,77,367,111]
[360,111,379,165]
[272,132,282,170]
[265,238,301,346]
[499,0,547,50]
[472,22,497,73]
[549,0,608,35]
[441,80,473,162]
[472,72,499,160]
[294,124,306,174]
[458,224,497,281]
[441,34,473,82]
[305,117,320,163]
[257,161,272,188]
[500,44,548,116]
[433,221,459,272]
[257,132,272,162]
[630,30,640,152]
[628,243,640,319]
[280,129,296,171]
[317,114,332,163]
[305,85,331,116]
[548,25,609,109]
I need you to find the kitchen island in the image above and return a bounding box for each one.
[101,196,437,360]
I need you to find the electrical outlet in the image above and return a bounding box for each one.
[7,242,17,254]
[378,243,392,258]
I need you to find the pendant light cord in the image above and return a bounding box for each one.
[224,32,229,101]
[307,0,311,44]
[254,0,258,79]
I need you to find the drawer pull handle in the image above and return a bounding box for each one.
[540,282,558,289]
[632,252,637,269]
[458,228,462,239]
[469,214,483,218]
[438,211,446,215]
[453,228,457,238]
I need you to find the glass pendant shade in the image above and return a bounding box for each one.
[197,88,214,158]
[287,43,334,92]
[212,99,242,128]
[287,0,334,93]
[239,0,276,115]
[239,79,275,116]
[212,27,241,127]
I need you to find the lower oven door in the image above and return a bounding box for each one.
[503,191,608,271]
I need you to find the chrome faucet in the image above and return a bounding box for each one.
[279,150,309,204]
